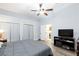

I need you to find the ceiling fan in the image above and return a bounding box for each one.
[31,3,53,16]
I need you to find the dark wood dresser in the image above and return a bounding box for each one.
[54,36,75,51]
[77,42,79,56]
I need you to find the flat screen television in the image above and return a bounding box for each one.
[58,29,73,37]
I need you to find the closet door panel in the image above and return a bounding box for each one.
[29,25,34,40]
[23,24,29,40]
[0,22,10,42]
[10,23,20,42]
[23,24,34,40]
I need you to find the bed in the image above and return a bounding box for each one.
[0,40,53,56]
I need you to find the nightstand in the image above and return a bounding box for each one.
[0,39,7,56]
[0,39,7,48]
[0,39,7,43]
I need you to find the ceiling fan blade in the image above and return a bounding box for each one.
[31,10,37,11]
[45,9,53,11]
[44,13,48,16]
[39,3,42,8]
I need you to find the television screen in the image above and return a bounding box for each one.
[58,29,73,37]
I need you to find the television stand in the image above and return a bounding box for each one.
[54,36,75,51]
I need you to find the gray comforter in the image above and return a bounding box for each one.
[0,40,53,56]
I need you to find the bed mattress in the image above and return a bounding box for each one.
[0,40,53,56]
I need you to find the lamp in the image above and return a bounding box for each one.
[0,30,5,40]
[0,30,5,47]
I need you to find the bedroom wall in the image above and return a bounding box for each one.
[0,13,40,41]
[40,3,79,40]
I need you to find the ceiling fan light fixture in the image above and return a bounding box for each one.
[31,3,53,16]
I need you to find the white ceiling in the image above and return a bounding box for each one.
[0,3,55,15]
[0,3,73,19]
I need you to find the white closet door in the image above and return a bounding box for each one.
[23,24,34,40]
[29,25,34,40]
[23,24,29,40]
[10,23,20,42]
[0,22,10,42]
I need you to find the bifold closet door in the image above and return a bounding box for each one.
[23,24,34,40]
[23,24,29,40]
[0,22,10,42]
[10,23,20,42]
[29,25,34,40]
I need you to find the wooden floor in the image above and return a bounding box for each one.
[53,46,76,56]
[42,40,76,56]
